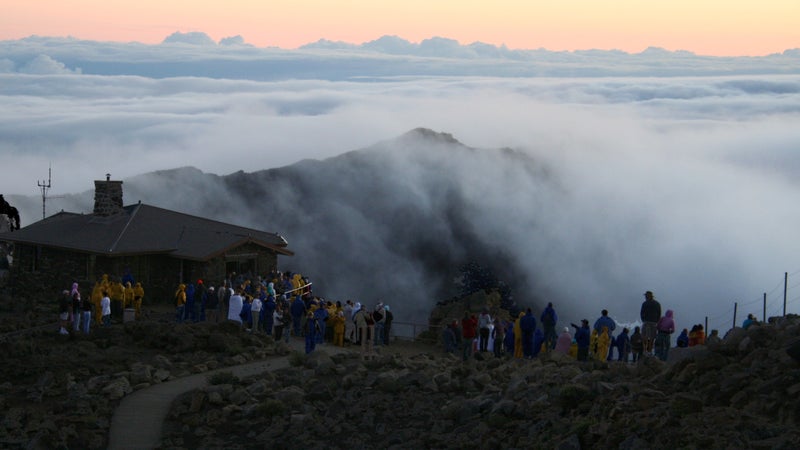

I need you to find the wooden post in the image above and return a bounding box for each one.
[704,316,708,334]
[733,301,738,329]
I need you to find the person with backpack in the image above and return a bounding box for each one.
[540,302,558,350]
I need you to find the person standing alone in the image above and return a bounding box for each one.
[640,291,661,356]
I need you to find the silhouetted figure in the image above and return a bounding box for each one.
[0,195,21,231]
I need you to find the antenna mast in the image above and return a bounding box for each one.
[37,166,53,220]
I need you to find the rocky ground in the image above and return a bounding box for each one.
[160,318,800,450]
[1,292,800,449]
[0,301,292,450]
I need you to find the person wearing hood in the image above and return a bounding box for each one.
[540,302,558,350]
[554,326,573,354]
[532,328,545,357]
[290,294,307,337]
[91,280,103,326]
[593,310,617,360]
[332,310,346,346]
[305,310,318,354]
[133,282,145,319]
[123,281,134,310]
[175,284,187,323]
[655,309,676,361]
[596,326,611,361]
[676,328,689,348]
[513,312,524,359]
[314,301,329,344]
[520,308,537,359]
[616,327,631,362]
[630,326,644,362]
[572,319,591,361]
[263,295,277,335]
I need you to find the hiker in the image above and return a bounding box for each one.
[573,319,591,361]
[655,310,676,361]
[461,311,478,361]
[616,327,631,362]
[706,329,721,344]
[492,317,506,358]
[305,310,318,354]
[478,308,493,352]
[676,328,689,348]
[554,327,572,354]
[58,290,70,335]
[382,305,393,345]
[520,308,537,359]
[513,312,524,359]
[596,326,611,362]
[101,291,111,326]
[743,313,757,329]
[593,310,616,360]
[175,284,187,323]
[640,291,662,355]
[540,302,558,350]
[630,326,644,362]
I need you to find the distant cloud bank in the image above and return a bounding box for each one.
[0,34,798,80]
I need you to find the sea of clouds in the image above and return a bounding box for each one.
[2,34,800,328]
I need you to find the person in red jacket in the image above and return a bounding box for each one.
[461,311,478,361]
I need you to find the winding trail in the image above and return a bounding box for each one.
[108,340,347,450]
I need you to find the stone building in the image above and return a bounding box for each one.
[0,176,293,302]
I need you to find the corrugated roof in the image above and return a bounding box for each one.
[0,203,293,260]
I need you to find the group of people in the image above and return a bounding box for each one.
[172,271,394,359]
[441,290,725,363]
[57,272,144,335]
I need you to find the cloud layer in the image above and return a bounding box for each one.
[2,36,800,330]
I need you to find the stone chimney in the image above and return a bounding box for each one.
[93,174,124,216]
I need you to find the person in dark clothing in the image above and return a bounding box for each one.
[640,291,662,355]
[572,319,591,361]
[630,326,644,362]
[540,302,558,350]
[519,308,537,359]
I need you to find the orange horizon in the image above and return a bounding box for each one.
[2,1,798,57]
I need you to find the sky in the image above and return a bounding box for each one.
[2,0,799,56]
[1,6,800,331]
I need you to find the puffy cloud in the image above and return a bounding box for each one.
[19,54,80,74]
[162,31,217,46]
[1,36,799,328]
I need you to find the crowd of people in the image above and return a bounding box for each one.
[172,271,394,359]
[441,290,738,363]
[57,270,144,335]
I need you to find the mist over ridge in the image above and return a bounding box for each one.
[8,126,800,331]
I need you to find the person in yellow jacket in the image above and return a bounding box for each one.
[332,310,346,347]
[110,280,125,322]
[123,282,134,309]
[590,329,599,359]
[175,284,187,323]
[514,311,524,359]
[91,280,104,325]
[133,282,144,318]
[596,326,611,362]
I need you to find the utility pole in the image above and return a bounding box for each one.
[36,165,64,220]
[37,166,52,220]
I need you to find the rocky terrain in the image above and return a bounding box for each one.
[1,291,799,449]
[159,317,800,450]
[0,306,290,450]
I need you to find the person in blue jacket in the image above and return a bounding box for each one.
[305,310,318,354]
[314,301,329,344]
[519,308,537,359]
[593,309,617,360]
[290,294,307,336]
[532,328,545,357]
[573,319,591,361]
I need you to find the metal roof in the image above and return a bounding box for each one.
[0,203,293,260]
